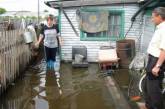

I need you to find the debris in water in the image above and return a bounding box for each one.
[130,96,141,101]
[11,83,15,86]
[39,91,46,97]
[59,89,62,95]
[56,79,61,88]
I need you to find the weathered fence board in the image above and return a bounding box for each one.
[0,30,32,94]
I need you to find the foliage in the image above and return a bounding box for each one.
[0,7,6,14]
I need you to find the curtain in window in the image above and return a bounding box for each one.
[108,14,121,38]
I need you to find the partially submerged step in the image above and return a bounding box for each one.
[105,76,131,109]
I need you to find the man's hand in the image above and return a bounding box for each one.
[152,49,165,77]
[152,66,160,76]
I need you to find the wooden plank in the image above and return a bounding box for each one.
[0,32,2,93]
[62,9,79,37]
[104,76,131,109]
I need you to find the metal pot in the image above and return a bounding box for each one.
[23,31,33,44]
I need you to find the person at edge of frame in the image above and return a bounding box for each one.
[35,14,62,78]
[143,7,165,109]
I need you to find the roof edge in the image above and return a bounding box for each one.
[45,0,139,9]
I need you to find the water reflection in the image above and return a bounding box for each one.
[0,61,115,109]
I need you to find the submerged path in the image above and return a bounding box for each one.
[0,59,138,109]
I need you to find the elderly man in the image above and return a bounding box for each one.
[144,7,165,109]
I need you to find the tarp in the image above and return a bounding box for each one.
[77,10,109,33]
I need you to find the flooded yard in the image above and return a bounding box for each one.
[0,59,139,109]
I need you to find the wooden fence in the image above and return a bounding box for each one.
[0,75,31,109]
[0,30,31,94]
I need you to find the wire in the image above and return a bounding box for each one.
[124,21,134,39]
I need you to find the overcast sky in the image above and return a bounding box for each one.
[0,0,58,14]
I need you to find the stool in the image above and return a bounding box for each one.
[99,61,119,70]
[98,48,119,70]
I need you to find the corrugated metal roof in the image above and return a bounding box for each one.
[45,0,140,9]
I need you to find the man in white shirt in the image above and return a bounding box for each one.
[144,7,165,109]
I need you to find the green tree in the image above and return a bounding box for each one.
[0,8,6,14]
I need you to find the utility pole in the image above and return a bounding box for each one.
[38,0,40,24]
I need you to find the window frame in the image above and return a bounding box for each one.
[80,8,125,41]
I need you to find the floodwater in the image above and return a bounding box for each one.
[113,69,140,107]
[0,60,119,109]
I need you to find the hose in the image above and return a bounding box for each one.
[138,73,146,93]
[131,0,155,22]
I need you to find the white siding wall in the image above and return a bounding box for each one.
[141,15,155,53]
[60,4,141,62]
[124,5,143,52]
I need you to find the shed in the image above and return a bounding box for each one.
[45,0,164,62]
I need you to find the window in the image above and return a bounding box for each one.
[80,10,124,41]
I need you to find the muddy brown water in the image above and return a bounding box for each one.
[0,61,117,109]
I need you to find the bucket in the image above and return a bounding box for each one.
[117,39,135,68]
[75,54,84,63]
[72,46,87,60]
[23,31,33,44]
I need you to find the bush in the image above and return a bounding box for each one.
[0,8,6,14]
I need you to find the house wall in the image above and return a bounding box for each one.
[141,13,155,53]
[60,4,142,62]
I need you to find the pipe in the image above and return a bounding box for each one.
[131,0,155,22]
[146,2,165,9]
